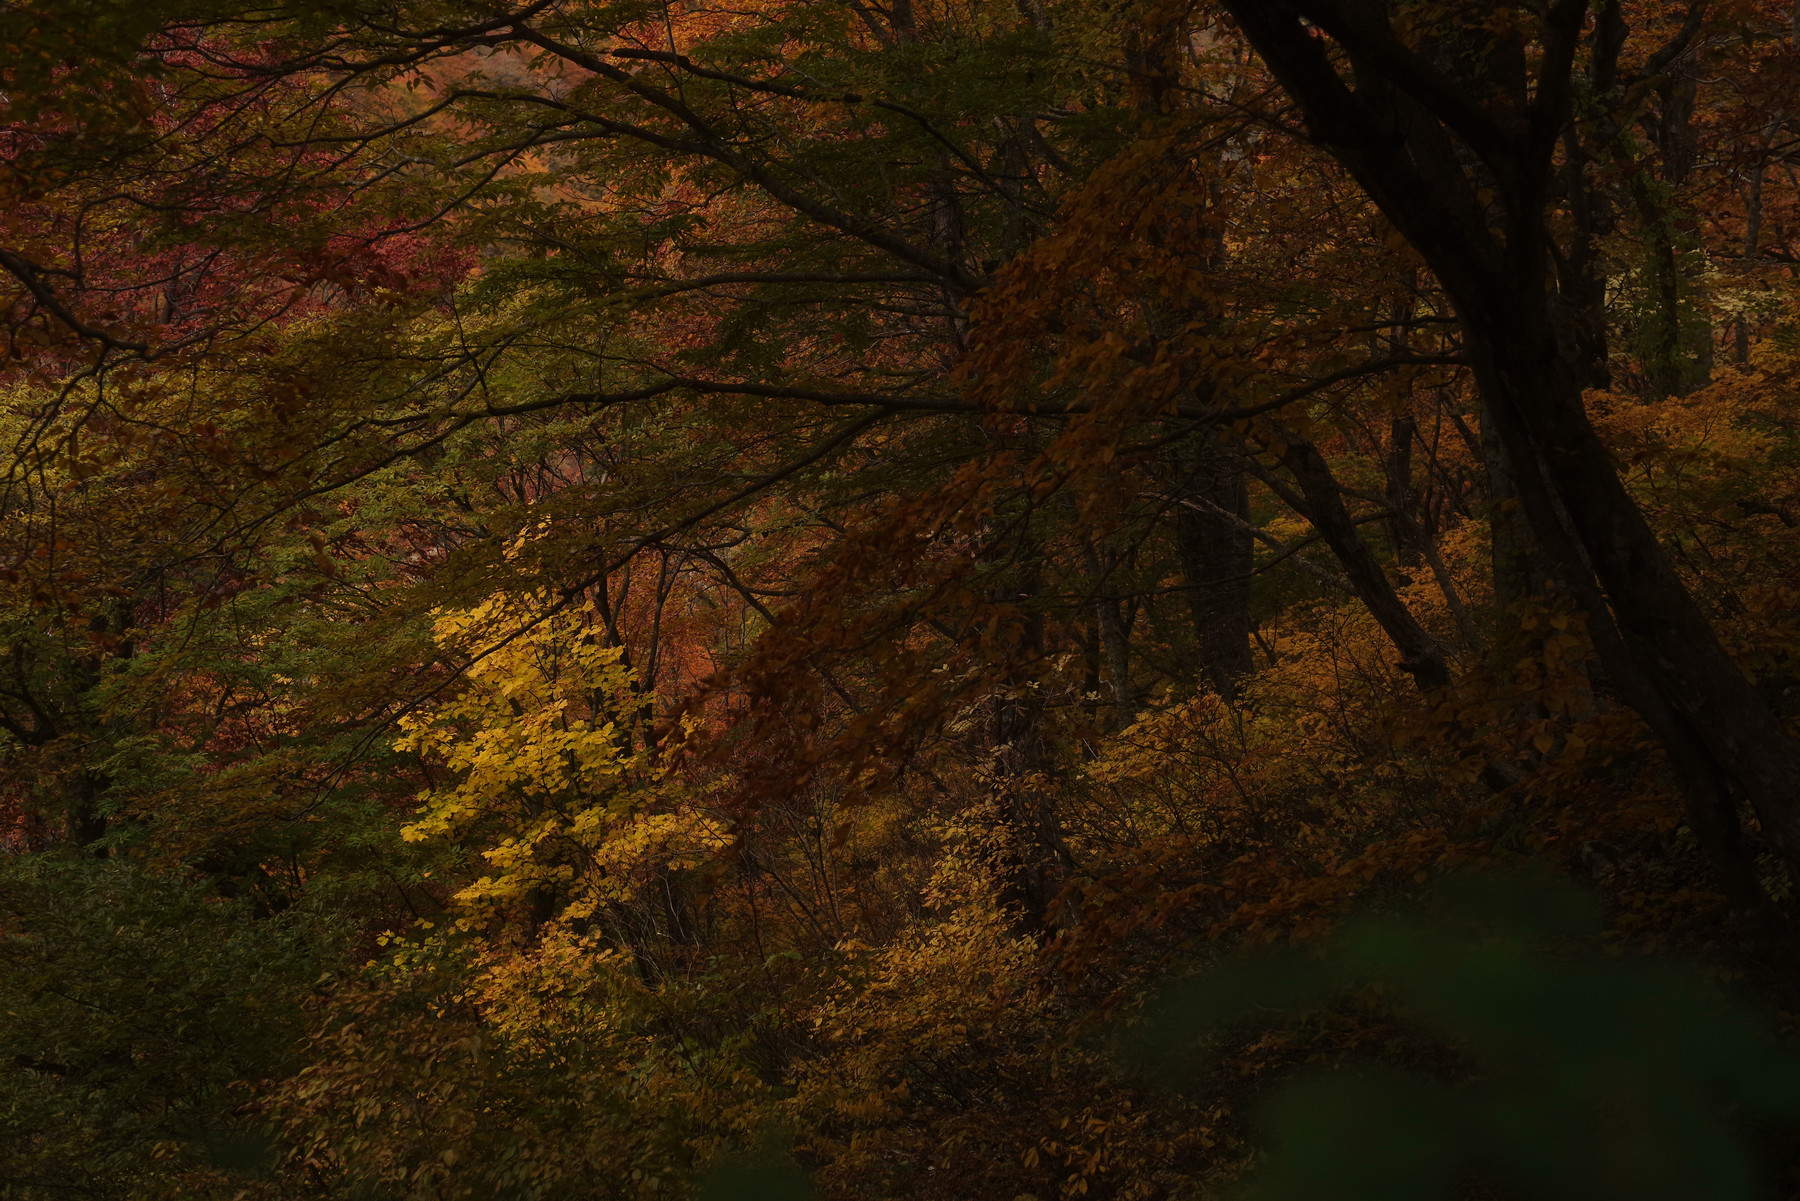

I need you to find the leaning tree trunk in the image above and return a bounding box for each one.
[1220,0,1800,888]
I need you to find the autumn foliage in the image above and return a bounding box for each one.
[4,1,1800,1198]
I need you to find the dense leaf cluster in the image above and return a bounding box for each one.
[2,1,1800,1198]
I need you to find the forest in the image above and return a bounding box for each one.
[3,0,1800,1197]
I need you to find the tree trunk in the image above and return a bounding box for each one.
[1272,434,1452,693]
[1084,543,1138,724]
[1737,153,1767,365]
[1385,416,1419,568]
[986,553,1069,933]
[1172,443,1256,698]
[1220,0,1800,879]
[1469,307,1800,865]
[1480,409,1552,615]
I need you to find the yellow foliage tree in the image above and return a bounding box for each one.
[396,599,724,935]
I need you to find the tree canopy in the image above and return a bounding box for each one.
[4,2,1800,1198]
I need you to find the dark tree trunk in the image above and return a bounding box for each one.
[1084,543,1139,724]
[1480,410,1553,615]
[1172,443,1256,698]
[986,553,1070,933]
[1737,155,1767,365]
[1385,416,1419,568]
[1221,0,1800,889]
[1271,435,1452,692]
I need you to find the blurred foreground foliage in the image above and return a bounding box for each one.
[1138,871,1800,1201]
